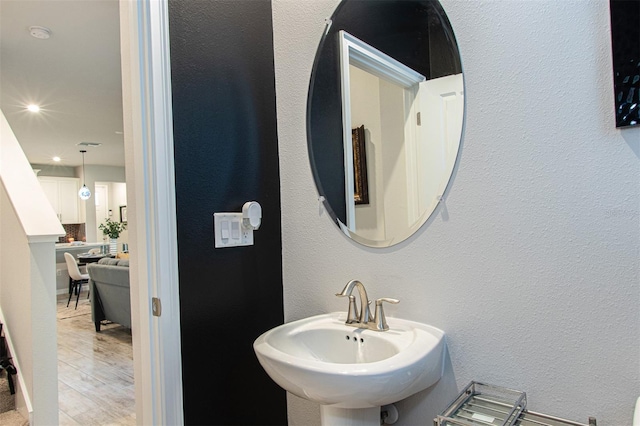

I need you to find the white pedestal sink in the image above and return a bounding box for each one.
[253,312,446,426]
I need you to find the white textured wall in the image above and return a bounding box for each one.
[273,0,640,425]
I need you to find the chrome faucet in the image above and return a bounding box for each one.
[336,280,372,324]
[336,280,399,331]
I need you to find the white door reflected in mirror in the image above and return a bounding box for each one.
[339,31,463,245]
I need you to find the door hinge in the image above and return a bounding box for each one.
[152,297,162,317]
[417,112,421,126]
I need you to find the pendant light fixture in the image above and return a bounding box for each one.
[78,150,91,200]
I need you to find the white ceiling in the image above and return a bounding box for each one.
[0,0,124,168]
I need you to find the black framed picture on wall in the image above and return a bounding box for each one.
[609,0,639,128]
[119,205,127,223]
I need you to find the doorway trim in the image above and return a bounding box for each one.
[120,1,184,424]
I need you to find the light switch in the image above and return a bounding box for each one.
[221,220,230,239]
[231,221,240,239]
[213,207,258,249]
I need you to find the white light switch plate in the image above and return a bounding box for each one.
[214,213,254,248]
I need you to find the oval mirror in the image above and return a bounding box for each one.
[307,0,464,247]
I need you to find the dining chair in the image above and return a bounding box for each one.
[64,252,90,309]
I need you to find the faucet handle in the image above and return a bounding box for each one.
[336,292,360,324]
[346,295,359,324]
[374,298,399,331]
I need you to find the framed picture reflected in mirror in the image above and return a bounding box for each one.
[352,125,369,205]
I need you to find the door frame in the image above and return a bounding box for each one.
[120,1,184,424]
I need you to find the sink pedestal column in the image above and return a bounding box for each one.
[320,406,379,426]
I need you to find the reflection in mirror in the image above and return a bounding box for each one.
[308,0,464,247]
[339,30,426,235]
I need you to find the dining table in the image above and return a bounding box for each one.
[77,253,113,265]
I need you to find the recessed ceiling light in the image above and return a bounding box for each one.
[52,156,61,162]
[29,26,51,40]
[27,104,40,112]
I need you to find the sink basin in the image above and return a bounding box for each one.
[253,312,446,410]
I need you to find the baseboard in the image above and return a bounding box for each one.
[0,308,33,422]
[15,383,30,423]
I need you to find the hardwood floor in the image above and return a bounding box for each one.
[57,292,135,425]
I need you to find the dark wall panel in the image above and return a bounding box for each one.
[609,0,639,128]
[168,1,286,424]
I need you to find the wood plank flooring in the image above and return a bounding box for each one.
[57,291,135,425]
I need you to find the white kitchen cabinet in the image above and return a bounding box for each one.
[38,176,81,224]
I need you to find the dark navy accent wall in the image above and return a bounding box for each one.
[168,1,286,424]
